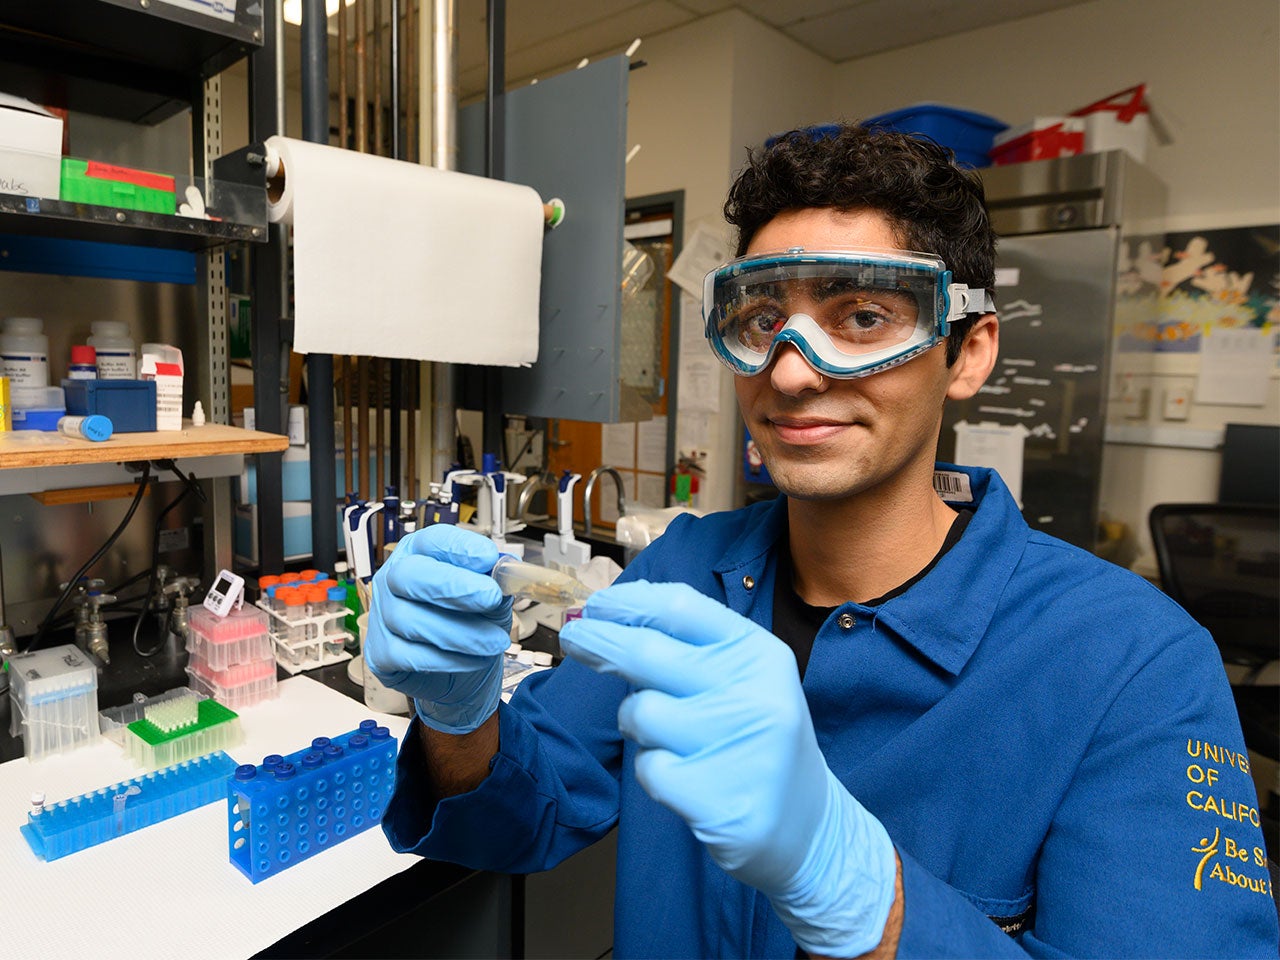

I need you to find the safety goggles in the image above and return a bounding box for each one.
[702,247,995,379]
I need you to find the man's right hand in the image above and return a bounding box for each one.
[364,525,513,735]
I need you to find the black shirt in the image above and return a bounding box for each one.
[771,509,973,679]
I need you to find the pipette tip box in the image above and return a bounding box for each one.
[227,719,396,883]
[7,644,100,762]
[99,688,244,767]
[21,751,238,862]
[187,605,273,671]
[186,656,278,711]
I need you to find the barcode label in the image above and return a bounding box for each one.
[933,470,974,503]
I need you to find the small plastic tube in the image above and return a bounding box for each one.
[490,556,593,606]
[325,586,347,633]
[57,415,113,442]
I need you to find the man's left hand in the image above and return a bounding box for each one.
[559,580,898,958]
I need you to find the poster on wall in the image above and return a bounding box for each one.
[1116,224,1279,357]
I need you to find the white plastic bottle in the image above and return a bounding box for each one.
[87,321,137,379]
[0,317,50,393]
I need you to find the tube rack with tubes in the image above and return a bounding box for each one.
[227,720,396,883]
[256,586,353,674]
[20,751,237,861]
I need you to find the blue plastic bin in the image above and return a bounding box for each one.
[861,104,1008,167]
[62,379,157,433]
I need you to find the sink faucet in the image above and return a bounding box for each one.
[583,466,627,539]
[516,471,559,521]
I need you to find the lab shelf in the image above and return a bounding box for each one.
[0,195,266,252]
[0,422,288,469]
[0,422,290,496]
[0,0,261,125]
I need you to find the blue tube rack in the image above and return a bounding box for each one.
[227,719,397,883]
[20,751,238,862]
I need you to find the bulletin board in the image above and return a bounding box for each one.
[1115,223,1279,358]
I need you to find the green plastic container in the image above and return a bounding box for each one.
[60,158,175,214]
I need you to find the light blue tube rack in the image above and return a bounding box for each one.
[227,720,396,883]
[20,751,238,862]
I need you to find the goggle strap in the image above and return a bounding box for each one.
[945,284,996,327]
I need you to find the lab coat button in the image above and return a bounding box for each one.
[742,575,755,590]
[837,613,855,630]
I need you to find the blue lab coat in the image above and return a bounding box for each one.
[383,465,1279,957]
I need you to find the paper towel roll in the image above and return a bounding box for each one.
[265,135,543,365]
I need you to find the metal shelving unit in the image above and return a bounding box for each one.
[0,0,261,123]
[0,0,271,581]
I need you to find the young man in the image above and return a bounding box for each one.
[366,124,1279,957]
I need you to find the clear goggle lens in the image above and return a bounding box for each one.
[703,249,988,379]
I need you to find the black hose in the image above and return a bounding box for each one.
[26,463,153,653]
[132,479,195,658]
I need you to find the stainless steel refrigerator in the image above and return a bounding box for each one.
[937,151,1166,551]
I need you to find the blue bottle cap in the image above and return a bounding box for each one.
[81,415,113,441]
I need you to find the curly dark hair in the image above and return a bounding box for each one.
[723,122,997,364]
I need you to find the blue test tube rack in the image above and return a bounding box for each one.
[20,751,238,862]
[227,720,397,883]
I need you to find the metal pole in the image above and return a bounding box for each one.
[358,357,371,500]
[373,0,383,155]
[343,356,354,495]
[430,0,457,483]
[390,0,401,159]
[338,0,349,148]
[301,0,337,570]
[388,0,403,496]
[355,0,367,153]
[249,0,287,572]
[481,0,506,464]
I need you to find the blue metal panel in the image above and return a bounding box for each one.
[0,233,197,284]
[460,56,628,422]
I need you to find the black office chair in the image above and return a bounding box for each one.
[1149,503,1279,861]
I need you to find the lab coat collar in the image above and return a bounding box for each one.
[712,465,1029,676]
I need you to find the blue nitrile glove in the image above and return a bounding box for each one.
[559,580,897,958]
[364,525,513,734]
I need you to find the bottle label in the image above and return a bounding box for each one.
[0,353,49,386]
[95,350,137,380]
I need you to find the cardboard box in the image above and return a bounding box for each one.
[0,92,63,200]
[140,343,183,431]
[237,446,389,504]
[233,501,347,566]
[989,117,1085,166]
[1071,85,1151,163]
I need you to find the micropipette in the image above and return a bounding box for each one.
[490,556,593,607]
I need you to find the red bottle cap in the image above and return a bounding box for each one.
[70,345,96,364]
